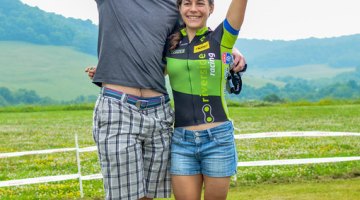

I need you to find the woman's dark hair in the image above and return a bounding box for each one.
[168,0,214,50]
[168,24,185,51]
[176,0,214,7]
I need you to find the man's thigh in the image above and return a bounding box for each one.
[93,96,174,199]
[94,96,146,199]
[141,102,174,198]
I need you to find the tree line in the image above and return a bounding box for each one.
[1,78,359,107]
[0,87,97,106]
[0,0,97,55]
[229,79,360,103]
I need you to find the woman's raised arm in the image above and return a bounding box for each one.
[226,0,247,30]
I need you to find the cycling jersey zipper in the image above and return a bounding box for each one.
[185,37,199,125]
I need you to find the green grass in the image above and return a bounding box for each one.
[229,104,360,133]
[227,178,360,200]
[0,103,360,199]
[1,178,359,200]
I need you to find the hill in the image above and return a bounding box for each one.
[235,35,360,69]
[0,0,359,102]
[1,0,359,71]
[0,0,97,55]
[0,41,98,101]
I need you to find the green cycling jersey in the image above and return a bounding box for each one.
[166,19,239,127]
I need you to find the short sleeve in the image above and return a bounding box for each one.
[222,19,240,48]
[212,19,240,48]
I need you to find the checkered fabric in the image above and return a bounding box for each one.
[93,93,174,200]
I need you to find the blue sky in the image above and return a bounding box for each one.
[21,0,360,41]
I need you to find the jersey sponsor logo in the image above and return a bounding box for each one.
[199,53,206,59]
[194,41,210,53]
[179,41,188,46]
[171,49,185,54]
[199,58,209,98]
[222,52,232,64]
[208,53,216,76]
[202,104,214,123]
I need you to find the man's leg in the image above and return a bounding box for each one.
[141,102,174,199]
[93,95,146,200]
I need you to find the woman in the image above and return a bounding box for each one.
[165,0,247,199]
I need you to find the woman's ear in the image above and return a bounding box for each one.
[209,5,214,15]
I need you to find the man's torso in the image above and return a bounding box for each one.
[94,0,179,94]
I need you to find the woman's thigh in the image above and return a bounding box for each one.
[172,175,203,200]
[203,176,231,200]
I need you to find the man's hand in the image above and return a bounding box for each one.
[85,66,97,80]
[232,48,247,72]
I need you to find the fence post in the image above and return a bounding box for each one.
[75,134,84,198]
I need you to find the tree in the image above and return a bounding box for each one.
[263,94,284,103]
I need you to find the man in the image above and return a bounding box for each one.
[87,0,246,199]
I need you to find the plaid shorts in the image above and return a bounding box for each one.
[93,89,174,200]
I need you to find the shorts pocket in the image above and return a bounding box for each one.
[213,132,235,146]
[171,134,184,145]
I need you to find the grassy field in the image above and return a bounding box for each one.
[0,41,98,101]
[0,103,359,199]
[248,64,356,81]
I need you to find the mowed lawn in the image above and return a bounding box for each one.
[0,103,359,199]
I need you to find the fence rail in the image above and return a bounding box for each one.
[1,131,360,197]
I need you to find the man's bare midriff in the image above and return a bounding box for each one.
[103,83,163,97]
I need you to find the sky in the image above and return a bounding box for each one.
[20,0,360,41]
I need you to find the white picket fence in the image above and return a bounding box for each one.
[1,131,360,198]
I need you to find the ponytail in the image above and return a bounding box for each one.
[168,24,185,50]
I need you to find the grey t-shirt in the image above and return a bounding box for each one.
[93,0,179,94]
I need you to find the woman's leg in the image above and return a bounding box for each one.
[203,176,231,200]
[172,175,203,200]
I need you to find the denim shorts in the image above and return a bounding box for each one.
[170,121,238,177]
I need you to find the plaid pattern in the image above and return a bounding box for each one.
[93,92,174,200]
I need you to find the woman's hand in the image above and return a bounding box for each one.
[232,48,247,72]
[85,66,97,79]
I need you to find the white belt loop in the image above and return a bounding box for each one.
[100,87,105,95]
[207,129,213,140]
[120,93,127,103]
[160,96,165,106]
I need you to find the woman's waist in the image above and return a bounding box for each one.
[173,102,229,128]
[183,122,224,131]
[173,121,233,140]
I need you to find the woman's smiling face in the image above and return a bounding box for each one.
[179,0,214,31]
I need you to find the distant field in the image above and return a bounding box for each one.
[0,103,359,199]
[0,41,98,101]
[249,64,356,80]
[242,75,286,88]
